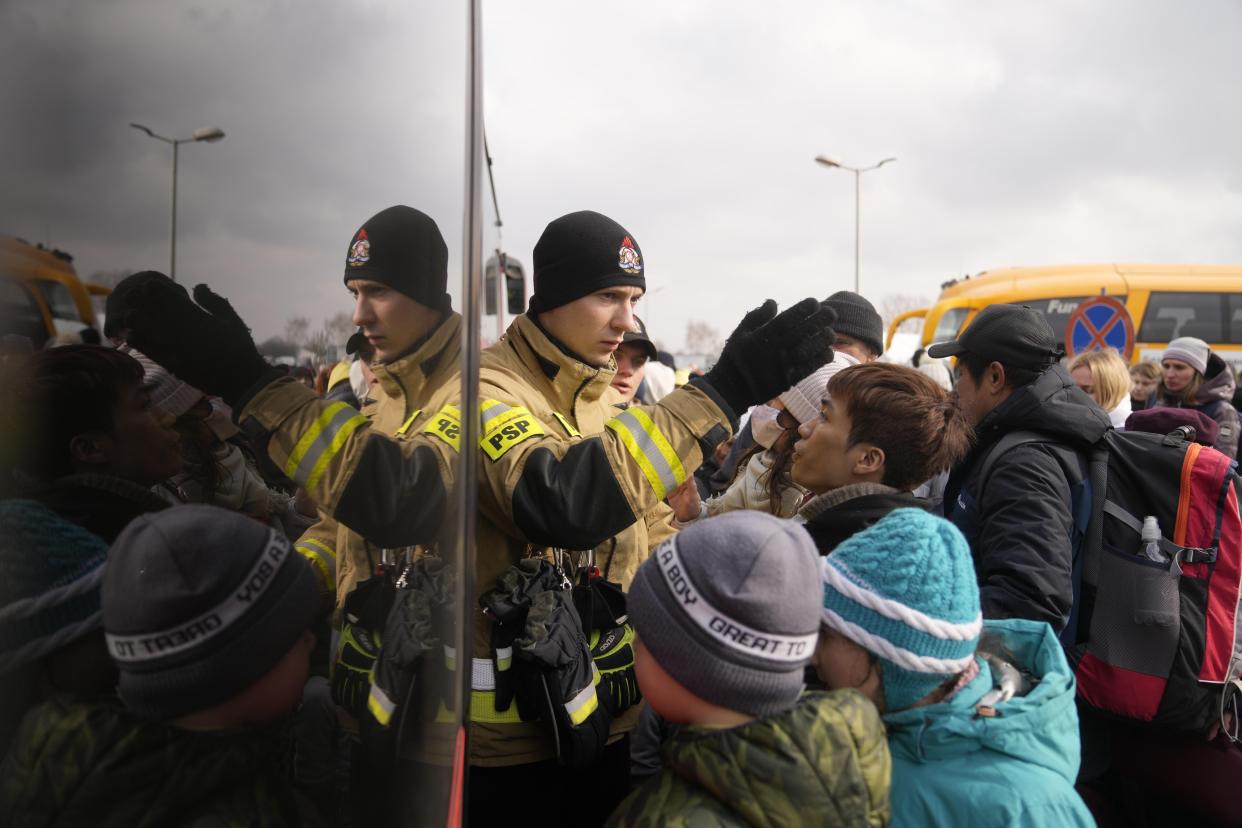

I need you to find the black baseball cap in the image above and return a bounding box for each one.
[927,304,1061,369]
[621,315,657,361]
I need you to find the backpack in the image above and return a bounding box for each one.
[980,427,1242,735]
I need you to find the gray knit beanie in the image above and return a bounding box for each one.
[1163,336,1210,376]
[824,291,884,357]
[103,504,319,720]
[628,511,822,717]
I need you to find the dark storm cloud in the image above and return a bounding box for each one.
[3,0,1240,348]
[1,0,470,338]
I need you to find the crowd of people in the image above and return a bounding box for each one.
[2,203,1241,826]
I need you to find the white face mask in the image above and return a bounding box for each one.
[750,404,786,450]
[350,360,370,405]
[205,398,239,441]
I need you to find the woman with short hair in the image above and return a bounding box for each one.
[1068,348,1131,428]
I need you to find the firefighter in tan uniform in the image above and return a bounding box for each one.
[292,205,463,623]
[121,211,836,827]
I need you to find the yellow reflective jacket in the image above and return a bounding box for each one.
[454,314,728,767]
[238,312,734,768]
[254,314,462,610]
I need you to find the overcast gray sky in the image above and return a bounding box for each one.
[4,0,1241,349]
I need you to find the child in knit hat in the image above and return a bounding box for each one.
[815,508,1093,827]
[0,504,323,826]
[0,500,114,750]
[607,511,891,827]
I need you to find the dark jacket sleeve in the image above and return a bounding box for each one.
[1209,402,1239,460]
[975,445,1075,631]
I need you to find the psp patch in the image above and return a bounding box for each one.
[422,405,461,453]
[481,407,545,460]
[347,228,370,267]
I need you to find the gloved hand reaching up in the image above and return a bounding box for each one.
[122,281,278,408]
[698,298,836,420]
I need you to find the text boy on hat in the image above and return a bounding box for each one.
[607,511,891,827]
[0,504,324,825]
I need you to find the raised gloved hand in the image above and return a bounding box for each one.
[699,298,836,418]
[590,624,640,716]
[122,281,278,408]
[515,589,611,769]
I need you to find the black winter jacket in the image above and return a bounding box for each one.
[945,365,1111,632]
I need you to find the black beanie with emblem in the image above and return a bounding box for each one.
[528,210,646,314]
[343,205,451,312]
[824,290,884,357]
[102,504,319,720]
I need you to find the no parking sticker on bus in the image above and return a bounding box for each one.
[1064,295,1135,361]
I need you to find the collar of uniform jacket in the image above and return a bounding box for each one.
[370,312,462,402]
[504,313,616,420]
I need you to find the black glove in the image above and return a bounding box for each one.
[123,281,278,408]
[479,559,567,717]
[515,589,611,769]
[699,298,836,417]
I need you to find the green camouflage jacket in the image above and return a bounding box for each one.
[0,695,321,827]
[607,690,891,827]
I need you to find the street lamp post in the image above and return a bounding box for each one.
[130,123,226,281]
[814,154,896,294]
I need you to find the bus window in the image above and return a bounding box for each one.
[1,278,49,347]
[1032,297,1096,344]
[1138,292,1230,343]
[33,280,79,321]
[932,307,970,342]
[1228,294,1242,345]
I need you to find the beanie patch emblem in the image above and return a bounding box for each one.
[347,229,371,267]
[618,236,642,275]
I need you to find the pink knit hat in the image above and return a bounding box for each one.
[121,347,205,419]
[778,350,860,425]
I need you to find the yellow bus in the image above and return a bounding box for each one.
[1,235,110,348]
[886,264,1242,370]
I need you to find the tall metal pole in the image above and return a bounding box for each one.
[813,155,896,296]
[853,168,860,294]
[170,140,180,281]
[132,123,225,282]
[449,0,484,819]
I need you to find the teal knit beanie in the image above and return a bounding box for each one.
[0,500,109,674]
[820,508,981,711]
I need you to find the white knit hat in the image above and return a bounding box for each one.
[1163,337,1209,376]
[122,347,205,419]
[778,351,860,425]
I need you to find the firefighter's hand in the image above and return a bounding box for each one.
[699,298,836,419]
[123,281,278,408]
[591,624,640,716]
[667,478,703,524]
[332,616,380,718]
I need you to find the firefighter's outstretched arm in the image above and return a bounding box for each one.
[121,280,452,548]
[475,298,837,549]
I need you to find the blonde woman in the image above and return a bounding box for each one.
[1129,360,1160,411]
[1068,348,1132,428]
